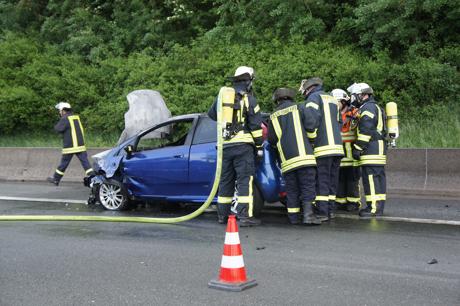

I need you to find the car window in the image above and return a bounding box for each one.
[192,117,217,145]
[137,120,193,151]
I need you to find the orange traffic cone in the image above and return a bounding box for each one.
[208,215,257,292]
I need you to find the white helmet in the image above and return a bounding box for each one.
[347,82,373,95]
[234,66,255,79]
[331,89,350,101]
[55,102,71,111]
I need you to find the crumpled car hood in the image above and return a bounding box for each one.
[91,136,136,178]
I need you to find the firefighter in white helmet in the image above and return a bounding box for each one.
[208,66,264,226]
[47,102,94,185]
[331,89,361,212]
[347,83,387,217]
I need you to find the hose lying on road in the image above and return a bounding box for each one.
[0,88,227,224]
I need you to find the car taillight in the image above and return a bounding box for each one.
[279,191,287,198]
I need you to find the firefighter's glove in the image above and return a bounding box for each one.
[352,144,363,160]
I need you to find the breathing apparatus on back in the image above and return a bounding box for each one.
[385,102,399,147]
[220,66,254,140]
[347,83,399,147]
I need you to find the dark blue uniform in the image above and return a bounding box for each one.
[268,99,319,224]
[208,82,263,223]
[303,86,344,218]
[52,113,93,183]
[354,97,387,215]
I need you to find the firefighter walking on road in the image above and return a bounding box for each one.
[348,83,387,217]
[299,78,344,221]
[331,89,361,212]
[208,66,264,227]
[268,88,321,225]
[47,102,94,186]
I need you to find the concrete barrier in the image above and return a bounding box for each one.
[386,149,460,197]
[0,147,458,197]
[0,148,108,184]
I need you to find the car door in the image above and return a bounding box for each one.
[188,117,218,202]
[122,118,195,199]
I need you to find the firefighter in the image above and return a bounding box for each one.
[348,83,387,217]
[267,88,321,225]
[331,89,361,212]
[47,102,94,185]
[299,78,344,221]
[208,66,264,227]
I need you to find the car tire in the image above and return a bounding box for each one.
[97,179,130,211]
[279,197,287,207]
[252,184,264,218]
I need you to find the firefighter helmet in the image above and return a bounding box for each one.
[233,66,255,81]
[347,83,373,95]
[272,88,297,102]
[331,89,350,102]
[55,102,71,111]
[347,83,373,106]
[299,77,323,95]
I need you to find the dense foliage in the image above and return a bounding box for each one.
[0,0,459,146]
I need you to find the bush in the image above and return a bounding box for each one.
[0,33,458,147]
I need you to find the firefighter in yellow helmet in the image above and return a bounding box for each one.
[299,78,344,222]
[348,83,387,217]
[331,88,361,212]
[47,102,94,185]
[268,88,321,225]
[208,66,264,226]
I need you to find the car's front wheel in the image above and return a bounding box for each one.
[97,179,130,211]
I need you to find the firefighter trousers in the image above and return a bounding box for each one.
[53,151,93,182]
[315,156,341,216]
[336,166,361,209]
[361,166,386,214]
[284,166,316,223]
[217,144,255,219]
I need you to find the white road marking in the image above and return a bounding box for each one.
[0,196,86,204]
[335,213,460,226]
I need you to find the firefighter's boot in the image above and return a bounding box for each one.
[302,203,321,225]
[46,176,59,186]
[288,213,301,225]
[329,200,336,219]
[239,217,261,227]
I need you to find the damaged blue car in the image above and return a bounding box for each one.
[87,113,285,217]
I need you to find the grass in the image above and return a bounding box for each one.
[398,120,460,148]
[397,104,460,148]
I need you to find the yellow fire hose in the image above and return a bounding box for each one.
[0,90,226,224]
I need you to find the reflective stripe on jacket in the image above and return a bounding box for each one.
[54,114,87,154]
[340,108,358,167]
[356,98,387,166]
[303,86,344,158]
[268,100,316,173]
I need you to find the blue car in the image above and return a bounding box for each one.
[87,113,285,216]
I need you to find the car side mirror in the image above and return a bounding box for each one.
[124,145,134,159]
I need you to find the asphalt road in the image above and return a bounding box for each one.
[1,181,459,221]
[0,182,459,306]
